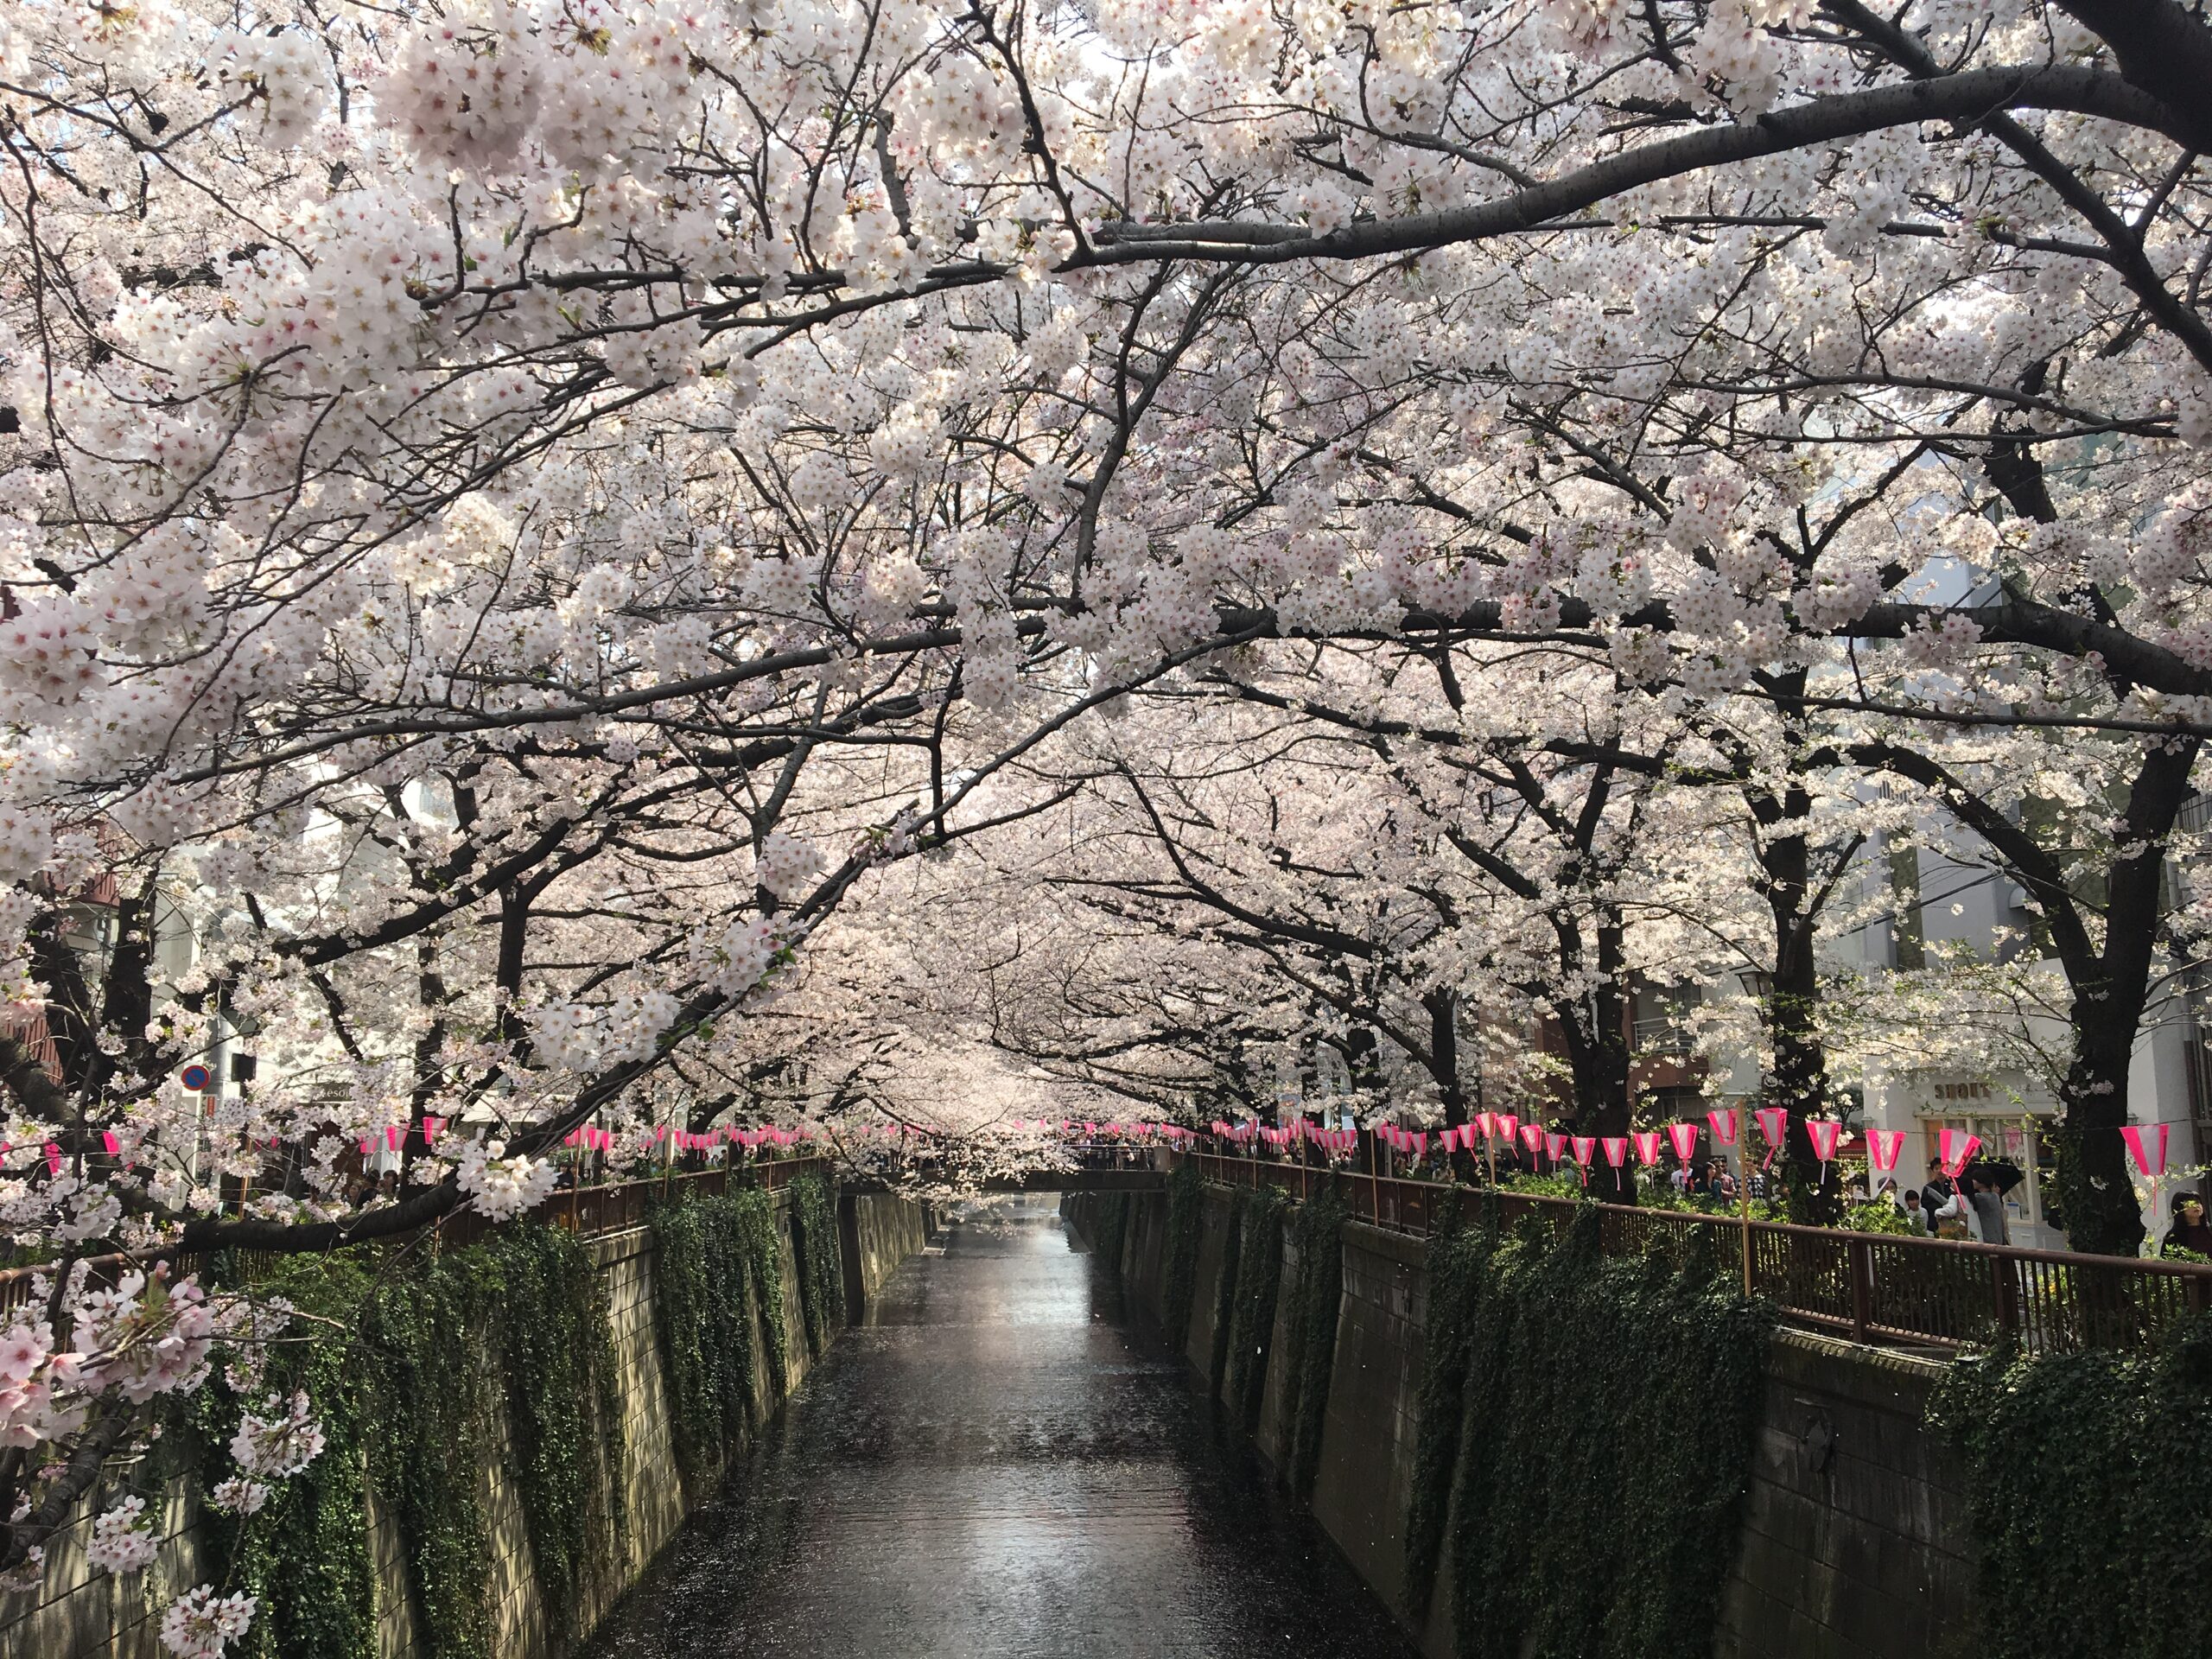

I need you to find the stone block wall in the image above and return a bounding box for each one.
[1090,1183,1978,1659]
[843,1191,931,1314]
[1306,1217,1427,1623]
[1,1189,925,1659]
[0,1471,207,1659]
[1716,1332,1974,1659]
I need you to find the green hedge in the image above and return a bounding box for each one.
[1930,1316,2212,1659]
[1275,1186,1347,1497]
[649,1185,788,1480]
[190,1224,626,1659]
[1405,1207,1771,1659]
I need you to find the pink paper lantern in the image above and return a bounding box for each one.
[1707,1108,1739,1147]
[1632,1130,1662,1166]
[1939,1127,1983,1179]
[1867,1128,1907,1173]
[1668,1122,1700,1163]
[2120,1122,2171,1178]
[1754,1105,1788,1151]
[1805,1119,1842,1162]
[1602,1136,1628,1168]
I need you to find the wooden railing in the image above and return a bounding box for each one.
[1180,1152,2212,1357]
[0,1155,834,1316]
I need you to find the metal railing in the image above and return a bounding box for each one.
[0,1156,833,1316]
[1180,1152,2212,1356]
[1630,1014,1695,1055]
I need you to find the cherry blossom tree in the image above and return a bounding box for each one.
[9,0,2212,1638]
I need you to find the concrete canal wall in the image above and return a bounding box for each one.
[1074,1185,1974,1659]
[2,1190,928,1659]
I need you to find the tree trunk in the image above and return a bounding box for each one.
[2050,992,2146,1255]
[1424,988,1485,1184]
[1555,997,1634,1203]
[2047,742,2195,1255]
[1759,817,1842,1224]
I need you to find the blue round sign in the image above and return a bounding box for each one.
[180,1064,213,1092]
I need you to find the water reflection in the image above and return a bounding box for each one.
[585,1195,1419,1659]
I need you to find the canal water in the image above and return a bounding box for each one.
[585,1196,1421,1659]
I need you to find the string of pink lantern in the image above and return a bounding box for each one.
[399,1109,2183,1199]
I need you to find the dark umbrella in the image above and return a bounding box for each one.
[1966,1158,2024,1195]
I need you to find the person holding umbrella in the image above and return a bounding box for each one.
[1962,1156,2024,1246]
[1958,1170,2010,1245]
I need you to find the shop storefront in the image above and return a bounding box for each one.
[1916,1077,2063,1249]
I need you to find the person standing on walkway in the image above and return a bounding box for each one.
[1963,1173,2011,1246]
[2162,1192,2212,1259]
[1922,1160,1959,1238]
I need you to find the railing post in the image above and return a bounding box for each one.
[1849,1236,1873,1344]
[1991,1250,2019,1343]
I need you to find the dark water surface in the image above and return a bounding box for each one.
[584,1197,1421,1659]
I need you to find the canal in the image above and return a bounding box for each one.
[585,1195,1421,1658]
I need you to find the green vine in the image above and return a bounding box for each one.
[1403,1210,1486,1618]
[1159,1160,1205,1346]
[1223,1189,1285,1429]
[472,1226,627,1642]
[1208,1190,1248,1390]
[1421,1208,1772,1659]
[789,1173,844,1357]
[1929,1316,2212,1659]
[188,1225,626,1659]
[1090,1190,1132,1275]
[358,1248,501,1659]
[650,1185,789,1481]
[188,1255,380,1659]
[1274,1185,1346,1497]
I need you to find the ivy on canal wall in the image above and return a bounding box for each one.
[1207,1189,1249,1388]
[649,1185,788,1481]
[188,1224,626,1659]
[188,1255,380,1659]
[1274,1185,1346,1497]
[1159,1160,1205,1345]
[1223,1190,1286,1429]
[1929,1314,2212,1659]
[788,1173,844,1357]
[1078,1188,1133,1277]
[1402,1207,1770,1659]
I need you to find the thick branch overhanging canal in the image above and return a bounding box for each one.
[584,1197,1416,1658]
